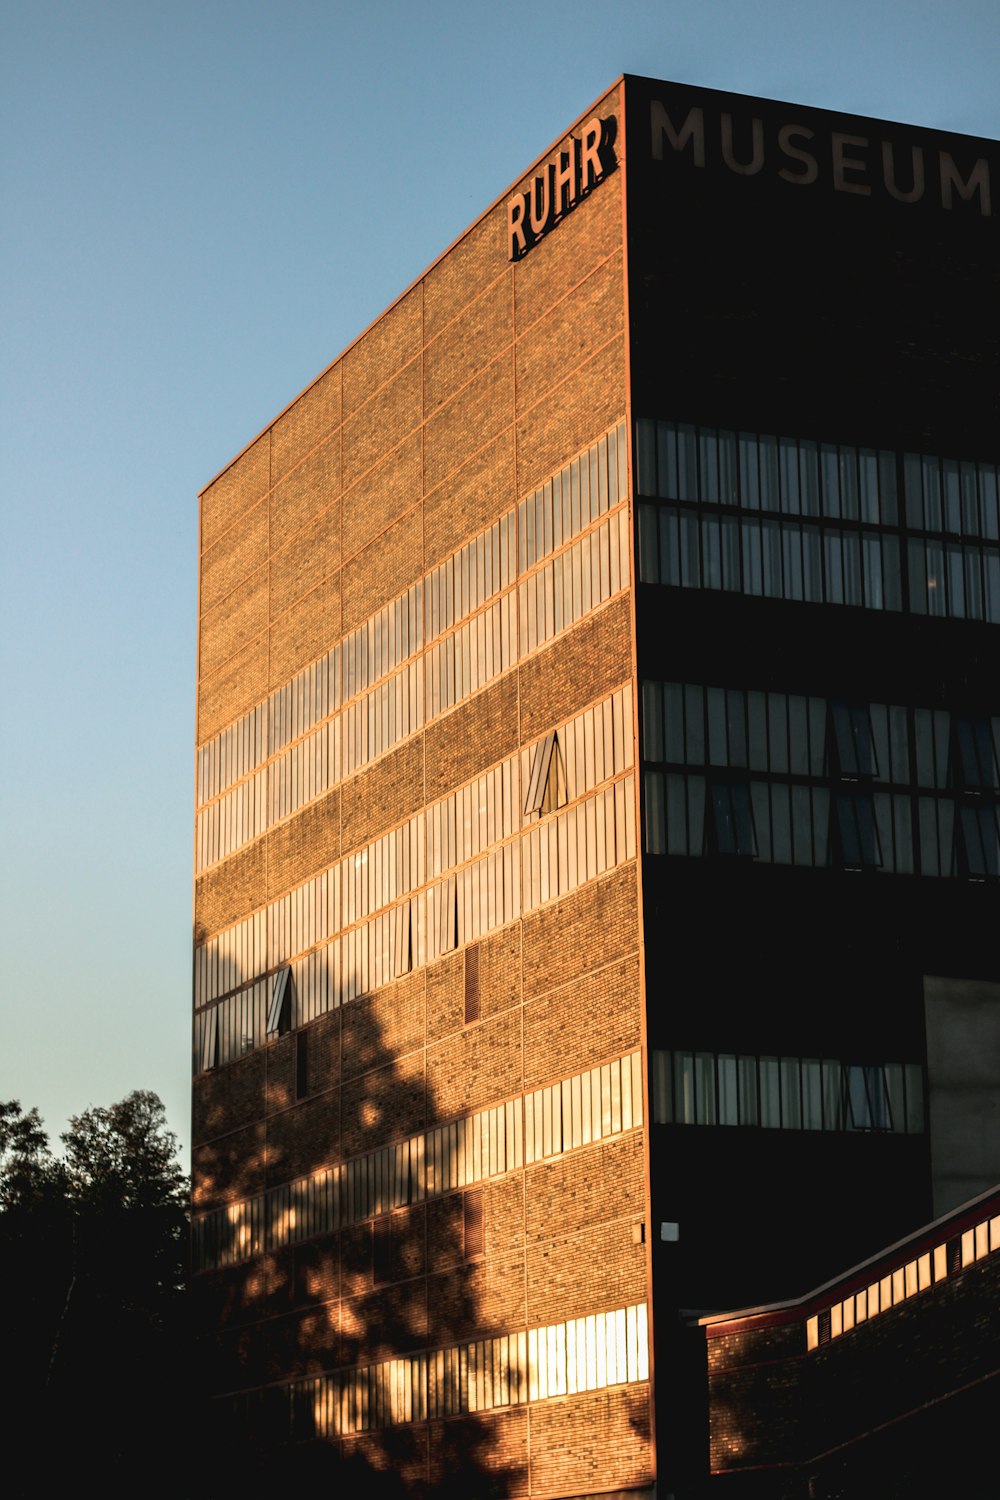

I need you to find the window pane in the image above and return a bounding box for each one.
[760,1059,781,1128]
[717,1055,739,1125]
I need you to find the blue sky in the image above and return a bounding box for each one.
[2,0,998,1159]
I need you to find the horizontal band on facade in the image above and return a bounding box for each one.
[641,678,1000,877]
[193,1048,643,1272]
[636,417,1000,622]
[222,1301,650,1438]
[809,1204,1000,1353]
[193,682,636,1073]
[196,421,629,872]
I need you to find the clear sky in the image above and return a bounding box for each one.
[2,0,998,1162]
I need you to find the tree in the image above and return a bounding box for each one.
[0,1091,189,1498]
[61,1089,186,1213]
[0,1099,57,1209]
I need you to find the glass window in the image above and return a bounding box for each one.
[831,703,877,778]
[717,1055,739,1125]
[759,1058,781,1128]
[738,1056,759,1126]
[801,1061,823,1130]
[780,1058,801,1130]
[739,433,759,508]
[955,718,999,790]
[835,795,882,868]
[960,805,1000,877]
[709,783,757,857]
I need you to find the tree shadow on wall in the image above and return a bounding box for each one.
[192,944,521,1497]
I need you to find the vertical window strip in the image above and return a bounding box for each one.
[192,1049,641,1274]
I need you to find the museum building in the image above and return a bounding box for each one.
[190,76,1000,1494]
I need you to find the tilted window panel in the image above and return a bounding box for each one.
[265,966,292,1037]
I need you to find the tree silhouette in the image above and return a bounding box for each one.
[191,946,513,1496]
[0,1091,189,1498]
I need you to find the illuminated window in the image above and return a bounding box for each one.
[392,901,412,978]
[200,1008,218,1072]
[266,966,292,1038]
[524,731,557,817]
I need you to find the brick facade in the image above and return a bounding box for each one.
[193,79,655,1498]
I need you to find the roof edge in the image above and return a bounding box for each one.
[199,75,625,499]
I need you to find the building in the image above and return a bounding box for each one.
[702,1185,1000,1497]
[190,77,1000,1495]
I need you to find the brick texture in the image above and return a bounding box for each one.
[192,77,652,1499]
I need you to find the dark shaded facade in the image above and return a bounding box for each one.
[702,1187,1000,1496]
[191,77,999,1495]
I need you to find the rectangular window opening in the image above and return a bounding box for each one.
[373,1217,391,1285]
[464,943,480,1024]
[463,1188,485,1259]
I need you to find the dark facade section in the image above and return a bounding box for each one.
[703,1189,1000,1497]
[622,76,999,1493]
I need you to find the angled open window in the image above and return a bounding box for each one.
[842,1064,891,1132]
[200,1007,219,1073]
[266,966,292,1038]
[959,804,1000,877]
[953,717,1000,792]
[830,701,878,779]
[834,794,882,869]
[392,900,412,978]
[438,875,457,956]
[708,782,757,857]
[523,730,566,818]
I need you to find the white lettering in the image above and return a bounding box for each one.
[651,102,706,167]
[777,124,818,186]
[721,113,764,176]
[939,152,991,215]
[832,133,871,196]
[881,141,925,204]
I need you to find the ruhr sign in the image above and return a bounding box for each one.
[507,114,617,260]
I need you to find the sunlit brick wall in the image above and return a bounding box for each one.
[192,79,655,1495]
